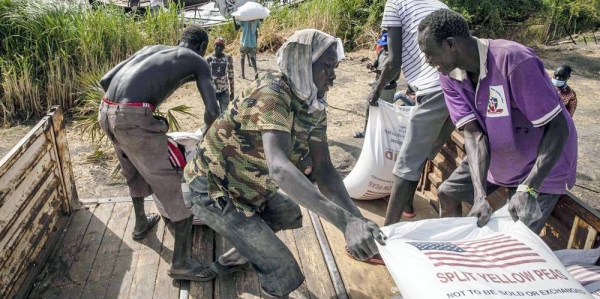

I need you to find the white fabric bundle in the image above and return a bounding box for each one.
[167,131,203,163]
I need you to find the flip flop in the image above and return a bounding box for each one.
[353,131,366,138]
[402,211,416,218]
[344,246,385,265]
[168,266,217,282]
[131,213,160,240]
[212,260,252,275]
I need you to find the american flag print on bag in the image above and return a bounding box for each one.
[408,234,547,269]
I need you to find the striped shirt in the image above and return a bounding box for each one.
[381,0,448,96]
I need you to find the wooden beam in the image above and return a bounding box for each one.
[585,227,598,249]
[309,211,348,299]
[79,195,154,205]
[567,216,581,249]
[80,203,131,298]
[104,203,145,298]
[47,106,81,212]
[129,202,165,298]
[25,206,96,298]
[291,207,337,299]
[189,225,215,298]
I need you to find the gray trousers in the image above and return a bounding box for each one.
[216,90,230,115]
[393,90,455,181]
[438,156,560,234]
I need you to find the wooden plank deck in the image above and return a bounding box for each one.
[27,195,438,298]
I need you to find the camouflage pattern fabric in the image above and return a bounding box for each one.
[206,53,234,93]
[184,71,327,216]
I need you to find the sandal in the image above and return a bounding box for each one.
[402,211,416,218]
[344,246,385,265]
[212,260,252,275]
[131,213,160,240]
[403,204,416,218]
[353,131,366,138]
[168,265,217,282]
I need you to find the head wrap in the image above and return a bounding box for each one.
[377,32,388,46]
[214,37,226,46]
[276,29,339,113]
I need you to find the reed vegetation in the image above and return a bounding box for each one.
[0,0,183,127]
[1,0,598,128]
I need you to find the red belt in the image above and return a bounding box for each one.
[102,98,155,111]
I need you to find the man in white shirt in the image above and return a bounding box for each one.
[364,0,455,234]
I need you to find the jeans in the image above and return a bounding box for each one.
[186,175,305,296]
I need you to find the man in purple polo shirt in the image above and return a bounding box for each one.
[417,9,577,233]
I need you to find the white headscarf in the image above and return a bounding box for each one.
[276,29,342,113]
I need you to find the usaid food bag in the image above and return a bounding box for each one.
[231,1,270,21]
[377,207,593,299]
[343,100,414,200]
[555,248,600,298]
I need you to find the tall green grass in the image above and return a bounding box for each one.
[206,0,385,56]
[0,0,183,127]
[262,0,384,49]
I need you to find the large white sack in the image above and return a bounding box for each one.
[377,207,593,299]
[566,264,600,298]
[555,247,600,298]
[231,1,270,21]
[343,100,414,200]
[214,0,252,17]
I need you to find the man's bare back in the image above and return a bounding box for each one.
[100,45,219,123]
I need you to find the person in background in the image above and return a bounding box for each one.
[553,65,577,116]
[353,32,399,138]
[98,25,219,281]
[418,9,577,234]
[184,29,386,298]
[393,85,416,106]
[234,17,260,80]
[206,37,235,114]
[363,0,455,238]
[375,28,388,54]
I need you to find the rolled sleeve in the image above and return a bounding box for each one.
[381,0,402,28]
[509,58,562,128]
[440,76,476,129]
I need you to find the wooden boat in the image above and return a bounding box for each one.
[1,106,598,298]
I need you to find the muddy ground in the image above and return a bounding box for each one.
[1,42,599,211]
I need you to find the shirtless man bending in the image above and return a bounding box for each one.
[98,25,220,281]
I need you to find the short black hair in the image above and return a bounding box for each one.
[556,65,572,75]
[418,9,470,43]
[180,25,208,47]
